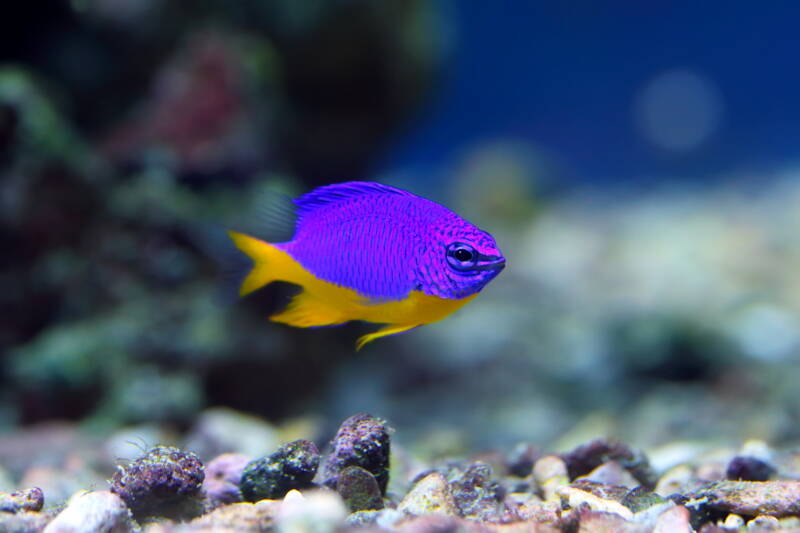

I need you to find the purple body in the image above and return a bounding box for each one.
[277,182,505,301]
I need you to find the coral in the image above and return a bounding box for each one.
[239,440,320,502]
[109,445,205,521]
[320,414,391,495]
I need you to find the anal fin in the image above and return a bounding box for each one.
[356,323,419,351]
[270,290,347,328]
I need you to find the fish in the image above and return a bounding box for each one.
[228,181,505,350]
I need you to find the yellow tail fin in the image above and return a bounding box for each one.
[227,231,284,297]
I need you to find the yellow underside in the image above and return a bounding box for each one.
[229,231,476,349]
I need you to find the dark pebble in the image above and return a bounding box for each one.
[321,414,391,495]
[506,443,540,478]
[239,440,320,502]
[109,445,205,521]
[726,455,776,482]
[337,465,384,512]
[561,438,656,488]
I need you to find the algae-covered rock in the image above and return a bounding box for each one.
[398,472,458,517]
[336,465,384,512]
[0,487,44,514]
[447,462,504,521]
[239,440,320,502]
[321,414,391,495]
[688,480,800,517]
[109,445,205,521]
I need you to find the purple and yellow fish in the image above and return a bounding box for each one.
[228,181,505,349]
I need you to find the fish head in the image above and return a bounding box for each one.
[417,215,506,299]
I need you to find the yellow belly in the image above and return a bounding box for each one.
[228,230,477,349]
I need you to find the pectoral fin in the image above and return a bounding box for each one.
[356,323,419,351]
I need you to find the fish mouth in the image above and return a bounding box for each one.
[471,256,506,272]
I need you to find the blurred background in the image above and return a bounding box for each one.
[2,0,800,484]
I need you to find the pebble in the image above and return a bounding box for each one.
[448,462,504,521]
[561,438,656,488]
[320,414,391,495]
[336,465,384,512]
[0,487,44,513]
[240,440,320,502]
[0,511,51,533]
[181,499,280,532]
[652,505,691,533]
[398,472,458,517]
[275,489,348,533]
[505,443,540,478]
[532,455,569,501]
[203,452,251,506]
[43,490,135,533]
[557,481,633,520]
[690,480,800,517]
[110,445,205,521]
[576,460,640,489]
[726,455,776,482]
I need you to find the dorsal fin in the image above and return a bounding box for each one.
[294,181,414,218]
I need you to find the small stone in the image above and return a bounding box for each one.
[398,472,458,517]
[621,486,669,514]
[561,439,656,488]
[577,460,639,489]
[506,443,540,478]
[109,445,205,521]
[722,513,745,528]
[44,490,135,533]
[575,509,642,533]
[654,464,695,497]
[652,505,691,533]
[187,499,280,531]
[336,466,384,512]
[321,414,391,495]
[0,488,44,513]
[203,453,251,507]
[747,514,780,528]
[532,455,569,501]
[514,496,560,524]
[557,481,633,520]
[344,509,383,528]
[240,440,320,502]
[726,456,776,482]
[275,489,347,533]
[0,511,51,533]
[448,462,504,521]
[689,480,800,517]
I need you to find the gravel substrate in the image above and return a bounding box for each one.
[2,413,800,532]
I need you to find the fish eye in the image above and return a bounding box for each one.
[454,248,473,262]
[446,243,478,271]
